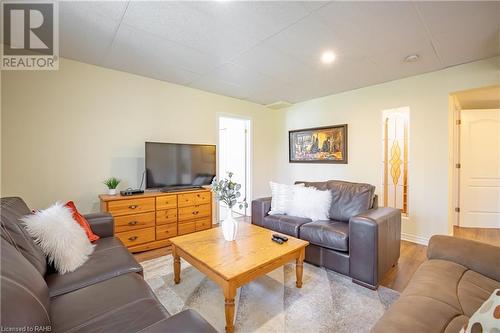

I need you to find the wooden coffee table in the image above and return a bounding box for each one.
[170,222,309,333]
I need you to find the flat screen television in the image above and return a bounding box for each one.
[145,142,216,191]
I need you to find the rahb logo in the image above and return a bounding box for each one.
[1,1,59,70]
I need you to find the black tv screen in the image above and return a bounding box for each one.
[145,142,216,190]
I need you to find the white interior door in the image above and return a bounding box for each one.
[459,109,500,228]
[218,116,251,220]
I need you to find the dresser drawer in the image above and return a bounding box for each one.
[156,224,177,240]
[156,195,177,210]
[195,218,211,231]
[107,198,155,216]
[178,191,211,207]
[178,222,196,235]
[156,208,177,225]
[178,204,211,221]
[116,227,155,247]
[115,212,155,233]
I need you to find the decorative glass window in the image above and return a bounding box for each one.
[382,107,409,215]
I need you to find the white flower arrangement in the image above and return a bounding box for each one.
[211,172,248,210]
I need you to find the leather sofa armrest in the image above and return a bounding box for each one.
[427,235,500,281]
[139,309,218,333]
[251,197,272,227]
[349,207,401,289]
[84,213,114,238]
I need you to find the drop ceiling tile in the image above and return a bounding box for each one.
[122,1,264,62]
[59,2,124,64]
[103,25,201,86]
[416,1,500,36]
[314,1,428,58]
[432,28,500,66]
[231,45,313,84]
[201,63,280,91]
[259,14,341,68]
[189,76,251,100]
[185,1,313,39]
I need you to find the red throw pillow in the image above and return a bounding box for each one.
[65,201,100,242]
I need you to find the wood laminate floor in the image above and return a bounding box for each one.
[453,225,500,246]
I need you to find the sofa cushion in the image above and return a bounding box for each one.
[299,220,349,251]
[46,237,143,297]
[0,197,47,275]
[403,259,467,311]
[298,180,375,222]
[458,270,500,317]
[1,238,51,329]
[262,214,311,237]
[50,273,169,333]
[371,293,463,333]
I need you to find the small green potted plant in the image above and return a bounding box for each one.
[103,177,121,195]
[211,172,247,241]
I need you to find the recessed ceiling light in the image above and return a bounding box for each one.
[404,54,420,63]
[321,50,336,64]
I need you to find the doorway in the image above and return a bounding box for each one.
[459,109,500,228]
[450,85,500,233]
[217,115,251,222]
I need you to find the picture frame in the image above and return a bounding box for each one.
[289,124,348,163]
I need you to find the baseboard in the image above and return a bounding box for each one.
[401,232,429,246]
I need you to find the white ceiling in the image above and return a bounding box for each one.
[59,1,500,105]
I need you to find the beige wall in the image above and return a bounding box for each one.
[1,58,280,213]
[275,57,500,244]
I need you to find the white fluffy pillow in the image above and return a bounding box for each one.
[22,202,95,274]
[269,182,303,215]
[288,186,332,221]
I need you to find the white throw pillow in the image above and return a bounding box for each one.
[287,186,332,221]
[22,202,95,274]
[460,289,500,333]
[269,182,303,215]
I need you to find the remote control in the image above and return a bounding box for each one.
[272,234,288,242]
[271,236,284,244]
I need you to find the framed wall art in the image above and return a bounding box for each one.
[289,124,348,163]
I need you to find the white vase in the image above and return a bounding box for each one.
[221,209,238,241]
[108,188,117,195]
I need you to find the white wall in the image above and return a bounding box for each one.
[1,58,280,213]
[275,57,500,243]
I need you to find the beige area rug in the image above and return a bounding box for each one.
[141,255,399,333]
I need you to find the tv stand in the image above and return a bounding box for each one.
[99,188,213,253]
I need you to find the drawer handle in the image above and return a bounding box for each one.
[197,194,200,197]
[128,236,138,241]
[128,205,138,209]
[128,221,138,226]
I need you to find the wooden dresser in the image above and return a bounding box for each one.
[99,189,212,253]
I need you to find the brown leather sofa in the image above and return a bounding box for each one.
[372,235,500,333]
[252,180,401,289]
[1,197,216,333]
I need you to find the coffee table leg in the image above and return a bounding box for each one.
[296,248,305,288]
[173,246,181,284]
[223,284,236,333]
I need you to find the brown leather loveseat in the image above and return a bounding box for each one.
[0,197,216,333]
[252,180,401,289]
